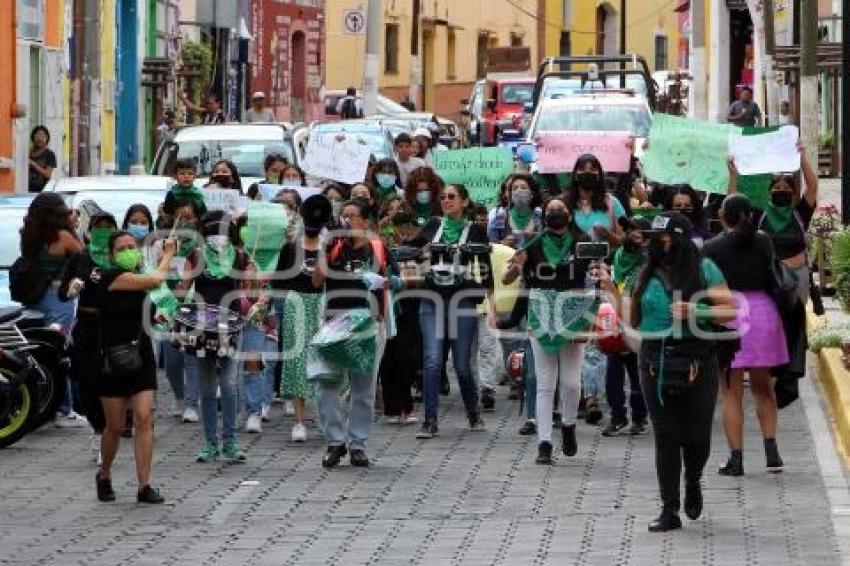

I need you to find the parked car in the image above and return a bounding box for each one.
[368,112,459,148]
[464,77,535,146]
[295,120,396,166]
[321,90,411,122]
[151,123,298,190]
[45,175,171,224]
[0,195,36,269]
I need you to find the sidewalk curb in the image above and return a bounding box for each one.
[808,310,850,462]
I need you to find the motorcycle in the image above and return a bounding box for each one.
[0,306,71,448]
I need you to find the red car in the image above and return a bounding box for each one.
[465,77,535,146]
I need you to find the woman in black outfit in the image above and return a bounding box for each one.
[96,231,177,504]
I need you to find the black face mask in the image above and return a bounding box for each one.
[771,190,793,207]
[211,175,232,187]
[623,239,642,253]
[544,211,568,231]
[575,172,601,190]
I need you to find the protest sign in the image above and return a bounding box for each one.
[729,125,799,175]
[536,131,633,174]
[433,147,514,208]
[301,134,372,184]
[258,184,322,203]
[203,188,249,215]
[242,201,289,272]
[642,114,741,194]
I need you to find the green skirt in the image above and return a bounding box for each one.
[281,291,324,399]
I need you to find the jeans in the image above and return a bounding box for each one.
[474,316,502,391]
[581,344,607,398]
[531,339,584,442]
[420,297,479,425]
[162,341,199,409]
[316,326,386,451]
[523,340,537,420]
[640,352,719,513]
[240,326,277,415]
[36,286,78,415]
[188,355,238,444]
[605,352,646,424]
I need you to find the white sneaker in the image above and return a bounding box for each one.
[182,407,199,423]
[245,414,262,433]
[385,415,402,425]
[291,423,307,442]
[55,411,88,428]
[404,413,420,425]
[261,404,271,422]
[283,400,295,416]
[169,399,182,417]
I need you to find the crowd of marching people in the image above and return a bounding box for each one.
[15,125,819,532]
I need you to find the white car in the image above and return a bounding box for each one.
[151,123,299,191]
[0,195,36,268]
[45,175,172,227]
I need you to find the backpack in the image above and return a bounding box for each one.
[340,97,361,120]
[10,256,50,306]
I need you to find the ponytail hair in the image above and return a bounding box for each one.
[719,194,755,247]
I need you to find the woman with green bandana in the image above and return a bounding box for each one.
[181,211,249,464]
[487,173,543,249]
[402,167,442,227]
[96,230,178,504]
[503,196,597,465]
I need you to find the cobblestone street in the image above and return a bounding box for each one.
[0,364,846,565]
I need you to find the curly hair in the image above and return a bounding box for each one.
[403,166,443,216]
[20,192,75,258]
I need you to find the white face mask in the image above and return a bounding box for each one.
[205,235,230,251]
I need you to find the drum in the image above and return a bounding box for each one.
[172,303,246,358]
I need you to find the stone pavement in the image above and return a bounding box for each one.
[0,370,845,566]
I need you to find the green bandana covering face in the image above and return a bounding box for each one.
[510,207,533,231]
[202,243,236,279]
[440,216,467,245]
[114,248,141,272]
[540,232,573,265]
[88,227,114,269]
[764,203,794,232]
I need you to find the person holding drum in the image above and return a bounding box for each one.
[96,230,178,504]
[180,211,249,463]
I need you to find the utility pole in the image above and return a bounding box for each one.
[799,0,818,182]
[842,0,849,225]
[689,0,707,120]
[619,0,626,88]
[763,0,779,126]
[362,0,381,117]
[410,0,421,110]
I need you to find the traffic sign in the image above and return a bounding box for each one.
[343,9,366,35]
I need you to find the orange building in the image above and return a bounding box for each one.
[0,3,15,192]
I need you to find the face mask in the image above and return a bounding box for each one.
[114,248,141,272]
[205,235,231,252]
[330,200,343,220]
[210,175,231,186]
[771,190,793,207]
[416,191,431,205]
[282,179,301,187]
[376,173,397,189]
[544,210,568,231]
[575,172,601,190]
[89,227,114,250]
[176,220,197,232]
[127,224,150,241]
[512,190,532,207]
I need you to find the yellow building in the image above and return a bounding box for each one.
[325,0,545,118]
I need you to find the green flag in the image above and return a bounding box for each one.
[243,201,289,272]
[434,147,514,208]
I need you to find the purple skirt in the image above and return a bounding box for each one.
[731,291,789,369]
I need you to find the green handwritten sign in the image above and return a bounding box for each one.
[642,114,741,194]
[434,147,514,208]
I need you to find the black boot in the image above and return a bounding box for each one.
[764,438,784,470]
[719,450,744,476]
[536,441,553,465]
[648,509,682,532]
[561,424,577,457]
[684,481,703,520]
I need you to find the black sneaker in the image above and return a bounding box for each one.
[518,420,537,436]
[416,423,439,439]
[629,420,648,436]
[536,441,553,465]
[96,473,115,502]
[684,482,703,520]
[719,451,744,476]
[481,389,495,411]
[601,419,629,437]
[322,445,348,468]
[764,438,784,470]
[350,449,370,468]
[468,412,485,431]
[585,402,603,425]
[561,424,577,457]
[137,485,165,504]
[648,510,682,533]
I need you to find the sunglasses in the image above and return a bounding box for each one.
[440,194,458,201]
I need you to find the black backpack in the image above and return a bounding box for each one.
[340,97,361,120]
[9,256,50,306]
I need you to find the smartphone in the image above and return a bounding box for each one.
[575,242,610,260]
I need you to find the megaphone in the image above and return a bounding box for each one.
[300,194,332,231]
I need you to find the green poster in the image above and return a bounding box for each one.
[642,114,741,194]
[434,147,514,208]
[243,201,289,272]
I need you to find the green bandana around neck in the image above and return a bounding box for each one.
[764,204,795,233]
[88,227,113,269]
[614,248,645,286]
[510,207,533,231]
[202,243,236,279]
[415,203,431,225]
[541,232,573,265]
[440,216,467,245]
[172,184,205,211]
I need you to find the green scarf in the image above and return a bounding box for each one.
[613,247,645,288]
[377,184,397,201]
[171,184,205,212]
[88,227,113,269]
[414,203,431,226]
[541,232,573,265]
[764,204,794,233]
[510,206,533,231]
[440,216,467,245]
[202,243,236,279]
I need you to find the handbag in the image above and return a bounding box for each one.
[641,340,714,403]
[766,245,799,315]
[9,256,50,306]
[105,340,144,375]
